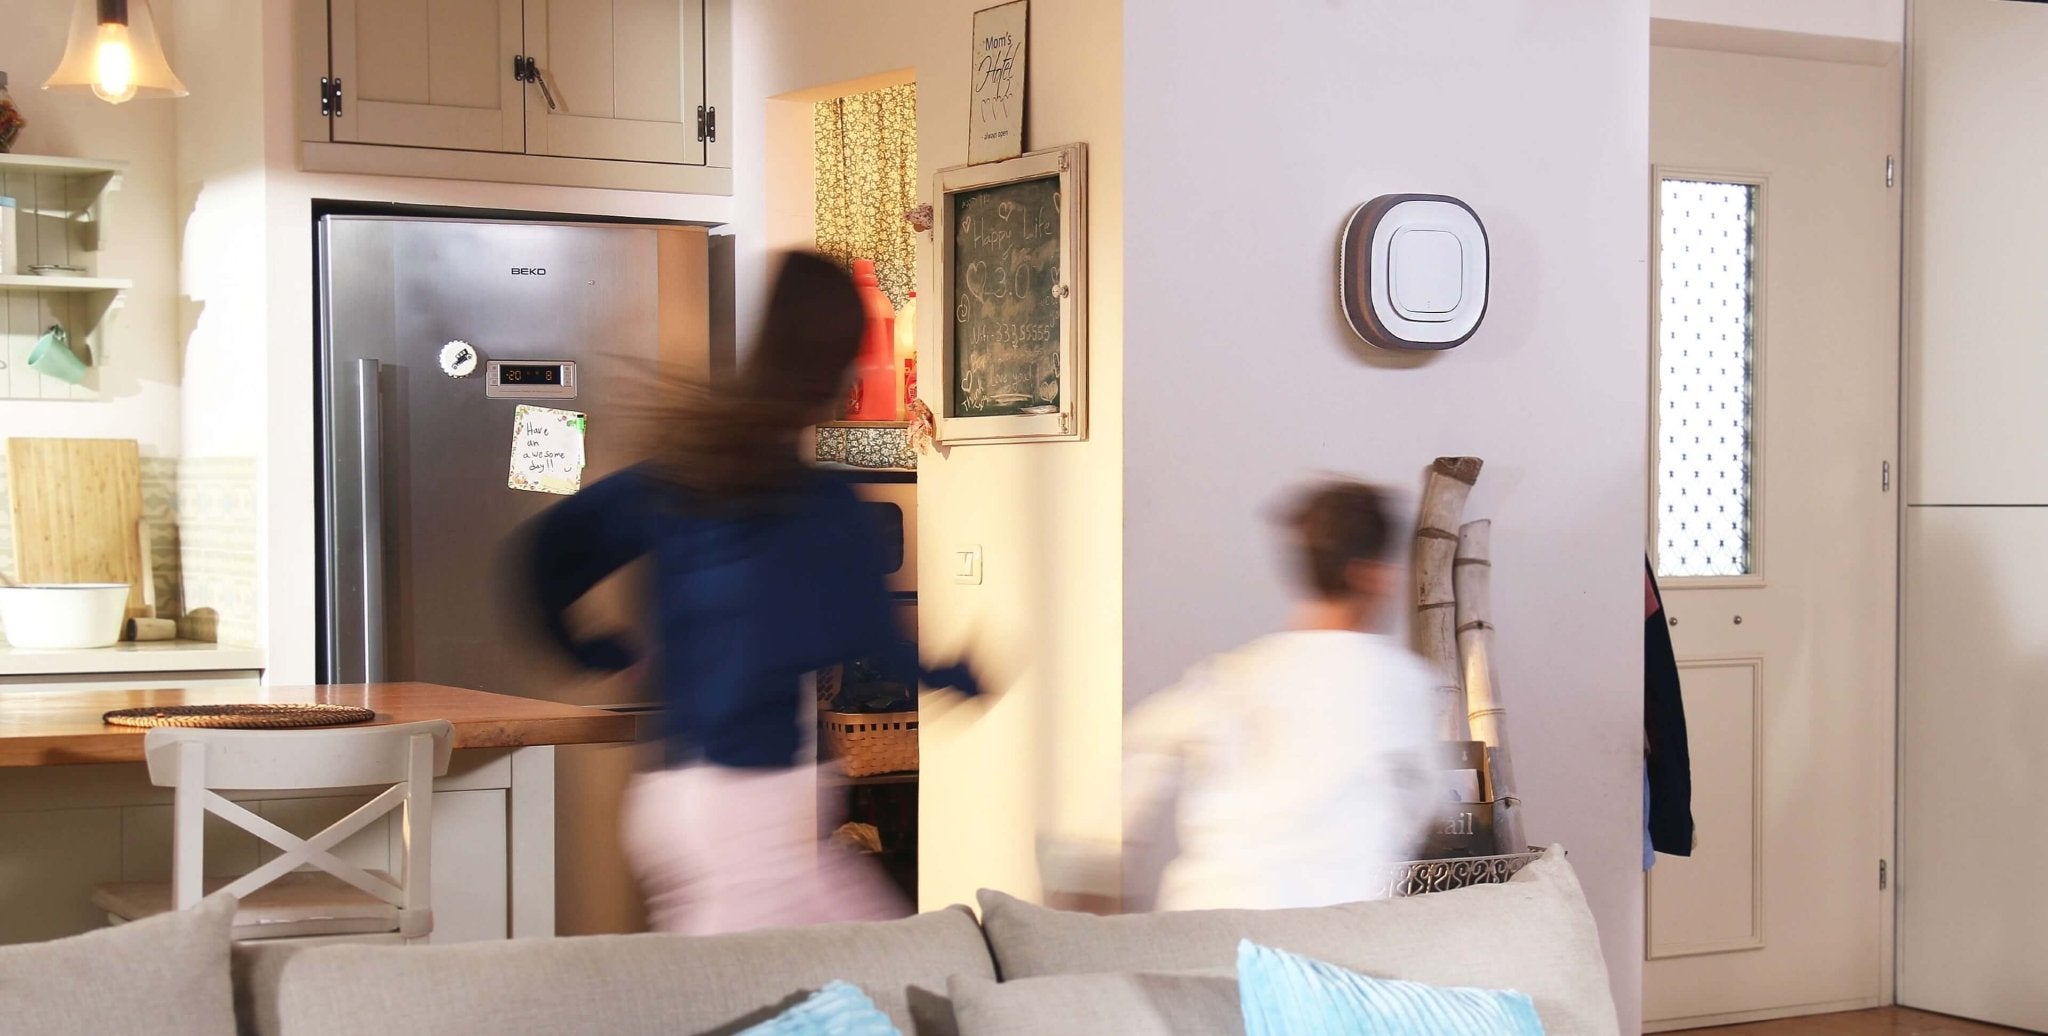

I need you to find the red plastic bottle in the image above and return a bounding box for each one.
[844,259,900,421]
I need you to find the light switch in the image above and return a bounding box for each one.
[953,545,983,585]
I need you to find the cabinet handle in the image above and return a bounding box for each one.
[532,65,557,111]
[513,56,558,112]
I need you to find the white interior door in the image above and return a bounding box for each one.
[1898,2,2048,1030]
[1644,39,1900,1031]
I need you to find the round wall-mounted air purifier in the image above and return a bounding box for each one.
[1339,194,1489,351]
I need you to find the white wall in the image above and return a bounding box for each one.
[1121,1,1648,1027]
[734,0,1125,911]
[0,1,183,455]
[1653,0,1903,41]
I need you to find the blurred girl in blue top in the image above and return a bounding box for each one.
[528,252,974,934]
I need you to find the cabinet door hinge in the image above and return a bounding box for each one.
[1886,155,1896,188]
[697,105,717,143]
[320,77,343,118]
[1880,859,1889,891]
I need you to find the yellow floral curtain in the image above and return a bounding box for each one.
[814,82,918,309]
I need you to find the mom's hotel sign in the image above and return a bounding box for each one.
[969,1,1028,165]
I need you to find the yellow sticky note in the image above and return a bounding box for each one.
[508,404,586,495]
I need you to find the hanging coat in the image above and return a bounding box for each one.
[1645,559,1695,856]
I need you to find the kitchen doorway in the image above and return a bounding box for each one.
[767,70,925,907]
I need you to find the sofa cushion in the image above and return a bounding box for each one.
[1236,940,1544,1036]
[0,892,237,1036]
[946,970,1242,1036]
[258,906,993,1036]
[977,846,1615,1036]
[736,981,902,1035]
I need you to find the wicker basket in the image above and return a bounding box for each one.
[821,710,918,777]
[1372,847,1547,899]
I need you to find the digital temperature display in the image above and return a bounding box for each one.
[498,363,563,385]
[485,359,577,399]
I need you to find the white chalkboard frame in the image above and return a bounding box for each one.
[930,142,1087,445]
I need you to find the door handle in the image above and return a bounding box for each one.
[357,359,386,683]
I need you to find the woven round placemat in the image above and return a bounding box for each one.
[103,704,377,730]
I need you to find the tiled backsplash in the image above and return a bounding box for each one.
[174,457,259,646]
[0,454,258,646]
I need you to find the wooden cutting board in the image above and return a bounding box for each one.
[6,438,146,617]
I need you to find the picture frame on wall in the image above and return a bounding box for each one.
[930,142,1087,445]
[967,0,1028,165]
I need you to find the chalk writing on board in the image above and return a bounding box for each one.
[508,404,586,496]
[951,175,1061,418]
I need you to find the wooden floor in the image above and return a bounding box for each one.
[1703,1007,2033,1035]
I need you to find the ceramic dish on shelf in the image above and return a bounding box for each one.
[0,583,131,649]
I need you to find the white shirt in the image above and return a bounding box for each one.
[1123,630,1439,911]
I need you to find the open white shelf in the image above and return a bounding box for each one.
[0,154,127,177]
[0,151,126,220]
[0,154,131,400]
[0,274,132,293]
[0,153,127,244]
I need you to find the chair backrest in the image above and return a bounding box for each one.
[141,720,455,935]
[142,721,454,790]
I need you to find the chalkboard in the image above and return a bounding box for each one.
[948,174,1063,418]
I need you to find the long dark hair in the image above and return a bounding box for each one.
[643,251,864,506]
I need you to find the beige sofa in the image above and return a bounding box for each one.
[0,847,1616,1035]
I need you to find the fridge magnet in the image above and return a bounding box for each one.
[968,1,1027,165]
[933,143,1086,445]
[508,404,586,495]
[439,340,480,378]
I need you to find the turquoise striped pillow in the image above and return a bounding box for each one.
[1237,940,1545,1035]
[735,981,902,1036]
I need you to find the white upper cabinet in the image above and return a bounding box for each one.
[303,0,729,192]
[522,0,706,165]
[330,0,527,153]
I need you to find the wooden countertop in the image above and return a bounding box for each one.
[0,682,638,767]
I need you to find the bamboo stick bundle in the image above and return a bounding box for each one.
[1415,457,1481,743]
[1455,519,1527,854]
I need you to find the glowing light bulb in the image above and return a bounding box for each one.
[91,21,137,104]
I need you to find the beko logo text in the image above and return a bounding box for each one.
[510,267,548,276]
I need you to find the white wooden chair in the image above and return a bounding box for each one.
[92,720,453,943]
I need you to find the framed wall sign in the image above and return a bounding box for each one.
[968,0,1027,165]
[931,143,1087,445]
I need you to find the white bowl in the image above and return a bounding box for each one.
[0,584,132,649]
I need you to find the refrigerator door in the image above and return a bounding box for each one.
[320,216,710,708]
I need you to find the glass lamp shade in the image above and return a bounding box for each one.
[43,0,188,104]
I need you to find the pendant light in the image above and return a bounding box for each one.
[43,0,187,105]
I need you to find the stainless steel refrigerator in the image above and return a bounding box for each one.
[317,214,716,933]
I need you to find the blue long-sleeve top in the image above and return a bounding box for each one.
[527,465,968,769]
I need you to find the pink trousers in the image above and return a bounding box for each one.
[620,763,909,935]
